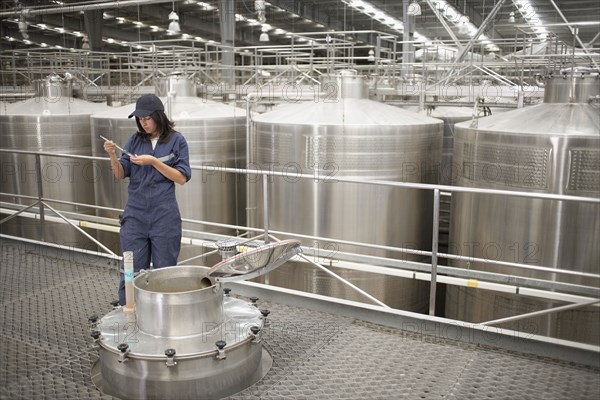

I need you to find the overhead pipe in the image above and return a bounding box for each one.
[402,0,415,77]
[0,0,173,17]
[219,0,235,86]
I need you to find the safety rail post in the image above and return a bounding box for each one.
[429,188,440,316]
[262,174,269,245]
[34,154,45,241]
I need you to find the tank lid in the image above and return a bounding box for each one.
[207,239,302,282]
[320,70,368,99]
[33,73,73,99]
[543,70,600,103]
[155,72,197,97]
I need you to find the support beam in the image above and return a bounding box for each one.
[548,0,599,71]
[455,0,506,63]
[84,10,103,51]
[423,0,463,49]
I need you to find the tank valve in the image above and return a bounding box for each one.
[88,315,99,328]
[250,326,262,343]
[215,340,227,360]
[165,348,177,367]
[250,297,259,307]
[117,343,130,363]
[90,330,101,342]
[260,309,271,327]
[223,288,231,297]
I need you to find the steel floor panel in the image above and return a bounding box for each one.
[1,241,599,399]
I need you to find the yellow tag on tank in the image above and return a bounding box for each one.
[467,279,478,288]
[80,221,88,228]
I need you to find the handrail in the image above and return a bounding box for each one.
[1,148,598,326]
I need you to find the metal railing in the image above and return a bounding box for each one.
[1,148,599,320]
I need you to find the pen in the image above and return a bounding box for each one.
[99,135,134,157]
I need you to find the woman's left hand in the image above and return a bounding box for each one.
[130,154,156,166]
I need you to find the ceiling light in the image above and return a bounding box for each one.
[259,26,270,42]
[342,0,430,42]
[18,18,28,40]
[168,20,181,34]
[197,2,215,11]
[167,2,180,34]
[508,11,515,23]
[458,16,469,35]
[407,0,421,16]
[514,1,547,39]
[367,49,375,62]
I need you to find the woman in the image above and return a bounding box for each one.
[103,94,192,305]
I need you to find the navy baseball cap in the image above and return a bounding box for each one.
[128,94,164,118]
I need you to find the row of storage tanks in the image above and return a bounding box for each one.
[1,71,598,344]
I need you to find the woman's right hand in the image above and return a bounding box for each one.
[103,140,117,156]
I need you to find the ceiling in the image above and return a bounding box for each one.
[1,1,598,57]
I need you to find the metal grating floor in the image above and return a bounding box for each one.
[1,240,599,399]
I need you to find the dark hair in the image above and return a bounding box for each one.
[135,110,176,143]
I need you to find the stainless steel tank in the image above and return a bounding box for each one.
[401,104,510,185]
[0,75,109,247]
[91,240,301,400]
[249,71,444,311]
[401,105,472,186]
[400,105,508,252]
[90,77,246,254]
[445,72,600,344]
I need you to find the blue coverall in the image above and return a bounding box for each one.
[117,132,192,305]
